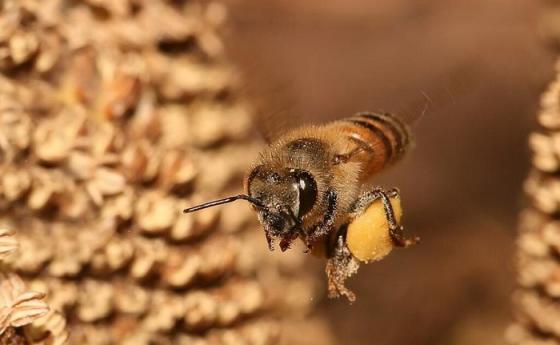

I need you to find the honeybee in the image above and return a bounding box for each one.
[184,112,419,301]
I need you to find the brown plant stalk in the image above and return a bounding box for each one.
[0,1,332,344]
[508,59,560,344]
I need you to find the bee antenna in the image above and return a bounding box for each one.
[183,194,265,213]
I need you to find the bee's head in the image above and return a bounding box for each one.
[245,165,318,251]
[183,165,318,252]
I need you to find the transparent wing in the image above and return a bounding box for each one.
[234,60,305,143]
[392,62,478,127]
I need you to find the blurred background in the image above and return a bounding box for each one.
[223,1,554,344]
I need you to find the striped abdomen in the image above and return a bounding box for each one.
[334,112,411,180]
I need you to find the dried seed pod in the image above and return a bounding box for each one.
[183,291,218,332]
[1,168,31,202]
[102,73,142,120]
[135,192,177,235]
[196,236,237,280]
[0,274,49,334]
[28,278,78,312]
[120,143,151,183]
[530,133,560,172]
[32,115,81,164]
[0,0,331,343]
[76,280,114,322]
[0,110,32,160]
[506,323,558,345]
[34,32,62,73]
[24,309,69,345]
[113,283,149,315]
[129,238,168,280]
[160,250,200,288]
[142,291,184,333]
[13,230,53,274]
[0,229,17,260]
[100,188,135,222]
[0,10,21,43]
[157,151,197,193]
[540,5,560,51]
[512,58,560,344]
[107,237,135,268]
[9,31,38,65]
[58,188,91,220]
[86,168,126,206]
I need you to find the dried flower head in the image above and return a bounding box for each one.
[0,230,17,261]
[0,274,49,335]
[510,60,560,344]
[0,0,331,344]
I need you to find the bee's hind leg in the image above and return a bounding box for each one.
[353,187,419,248]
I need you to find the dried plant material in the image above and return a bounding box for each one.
[76,280,113,322]
[169,214,196,241]
[0,230,17,261]
[0,274,49,334]
[0,327,29,345]
[171,207,219,242]
[9,31,38,65]
[58,188,91,220]
[539,71,560,129]
[102,73,141,120]
[86,168,126,206]
[129,238,168,280]
[113,283,149,315]
[0,0,330,343]
[103,237,134,271]
[512,60,560,344]
[183,291,218,332]
[135,192,177,235]
[0,111,32,161]
[32,115,82,164]
[196,236,238,280]
[216,280,264,326]
[507,324,558,345]
[1,169,31,202]
[161,250,200,288]
[28,278,78,313]
[100,188,134,223]
[540,4,560,50]
[157,151,197,192]
[13,230,53,275]
[34,33,62,74]
[218,200,253,234]
[24,310,69,345]
[27,169,67,212]
[142,291,184,332]
[529,132,560,172]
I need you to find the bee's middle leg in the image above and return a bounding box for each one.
[326,231,359,302]
[354,187,419,248]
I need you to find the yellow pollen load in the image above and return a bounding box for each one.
[346,195,403,262]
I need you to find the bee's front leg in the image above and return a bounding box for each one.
[353,187,419,248]
[305,189,338,249]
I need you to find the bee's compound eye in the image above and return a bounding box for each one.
[292,170,317,217]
